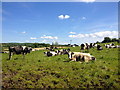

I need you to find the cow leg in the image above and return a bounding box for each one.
[76,56,80,61]
[22,52,26,59]
[81,56,85,62]
[8,52,11,60]
[8,52,13,60]
[22,53,25,59]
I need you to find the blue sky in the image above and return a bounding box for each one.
[2,0,119,2]
[2,2,118,44]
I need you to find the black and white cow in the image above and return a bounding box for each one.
[68,52,96,62]
[89,43,93,48]
[45,46,58,51]
[8,46,32,60]
[97,44,103,50]
[89,43,97,48]
[45,47,54,51]
[81,43,90,50]
[105,43,117,48]
[44,51,58,57]
[115,45,120,48]
[81,44,85,50]
[59,49,70,55]
[44,48,71,56]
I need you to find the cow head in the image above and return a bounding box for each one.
[68,52,74,60]
[80,54,96,62]
[91,56,96,60]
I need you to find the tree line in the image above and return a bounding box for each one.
[2,43,50,48]
[1,37,120,48]
[101,37,120,43]
[2,43,68,48]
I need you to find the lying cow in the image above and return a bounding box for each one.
[44,48,70,57]
[68,52,96,62]
[44,51,58,57]
[97,45,103,50]
[59,49,70,55]
[105,43,119,48]
[8,46,32,60]
[116,45,120,48]
[45,47,55,51]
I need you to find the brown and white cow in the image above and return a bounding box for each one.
[68,52,96,62]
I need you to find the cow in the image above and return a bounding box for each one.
[81,43,89,50]
[85,43,90,49]
[89,43,93,48]
[105,43,116,48]
[68,52,96,62]
[89,43,97,48]
[45,47,50,50]
[44,51,58,57]
[59,49,70,55]
[45,46,55,51]
[81,44,85,50]
[70,44,79,47]
[116,45,120,48]
[54,47,58,49]
[8,46,32,60]
[97,44,103,50]
[44,48,70,57]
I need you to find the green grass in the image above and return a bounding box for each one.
[2,43,120,88]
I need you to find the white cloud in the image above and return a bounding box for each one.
[69,34,85,38]
[41,40,47,43]
[58,15,70,19]
[69,31,118,38]
[21,31,26,34]
[41,35,58,39]
[30,37,37,40]
[82,17,86,20]
[25,40,30,42]
[68,30,118,44]
[69,32,76,34]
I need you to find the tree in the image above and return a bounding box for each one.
[102,37,111,43]
[33,43,39,48]
[111,38,117,42]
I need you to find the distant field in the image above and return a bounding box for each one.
[2,43,120,88]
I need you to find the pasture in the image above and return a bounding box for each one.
[2,43,120,88]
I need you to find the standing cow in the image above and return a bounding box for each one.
[81,44,85,50]
[81,43,89,50]
[8,46,32,60]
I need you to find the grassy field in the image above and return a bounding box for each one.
[2,43,120,88]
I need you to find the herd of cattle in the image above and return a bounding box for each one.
[2,42,120,63]
[80,43,120,50]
